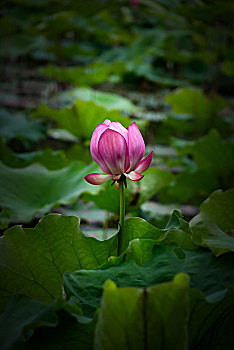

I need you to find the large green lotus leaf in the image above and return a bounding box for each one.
[190,189,234,255]
[32,99,131,141]
[83,167,174,215]
[0,138,69,170]
[0,214,117,311]
[118,210,197,253]
[0,295,95,350]
[0,161,100,222]
[94,275,189,350]
[50,87,137,113]
[0,109,46,144]
[64,245,234,316]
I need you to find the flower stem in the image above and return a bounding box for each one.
[118,175,125,255]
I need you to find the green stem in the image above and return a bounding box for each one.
[118,176,125,255]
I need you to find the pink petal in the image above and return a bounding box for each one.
[127,122,145,172]
[125,171,144,181]
[135,151,153,173]
[98,129,129,174]
[90,124,111,174]
[84,173,112,185]
[108,121,128,143]
[103,119,111,126]
[115,182,119,190]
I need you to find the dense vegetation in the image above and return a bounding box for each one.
[0,1,234,349]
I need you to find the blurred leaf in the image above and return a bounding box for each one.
[42,62,126,86]
[0,161,100,222]
[0,35,47,57]
[47,128,79,142]
[140,201,179,228]
[26,310,96,350]
[165,88,224,118]
[136,64,187,87]
[136,167,174,206]
[0,214,117,311]
[163,169,219,205]
[64,143,93,164]
[222,60,234,77]
[61,201,107,227]
[0,295,58,350]
[197,189,234,232]
[0,109,46,144]
[82,181,122,215]
[94,274,189,350]
[32,100,131,141]
[188,287,234,350]
[165,88,226,131]
[0,295,95,350]
[50,87,137,113]
[182,130,234,187]
[0,138,69,170]
[165,112,195,134]
[190,189,234,255]
[164,130,234,204]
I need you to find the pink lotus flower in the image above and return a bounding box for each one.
[85,119,153,189]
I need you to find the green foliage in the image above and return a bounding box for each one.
[64,246,234,315]
[165,88,225,119]
[0,138,69,170]
[1,207,234,348]
[50,87,137,113]
[95,274,189,350]
[0,34,47,57]
[0,0,234,348]
[164,130,234,204]
[83,167,174,215]
[163,169,219,205]
[42,62,126,86]
[0,109,46,145]
[191,189,234,256]
[33,99,132,141]
[0,161,100,222]
[0,295,95,350]
[188,287,234,350]
[183,130,234,187]
[0,214,117,311]
[96,277,234,350]
[118,210,197,254]
[165,88,226,133]
[196,189,234,232]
